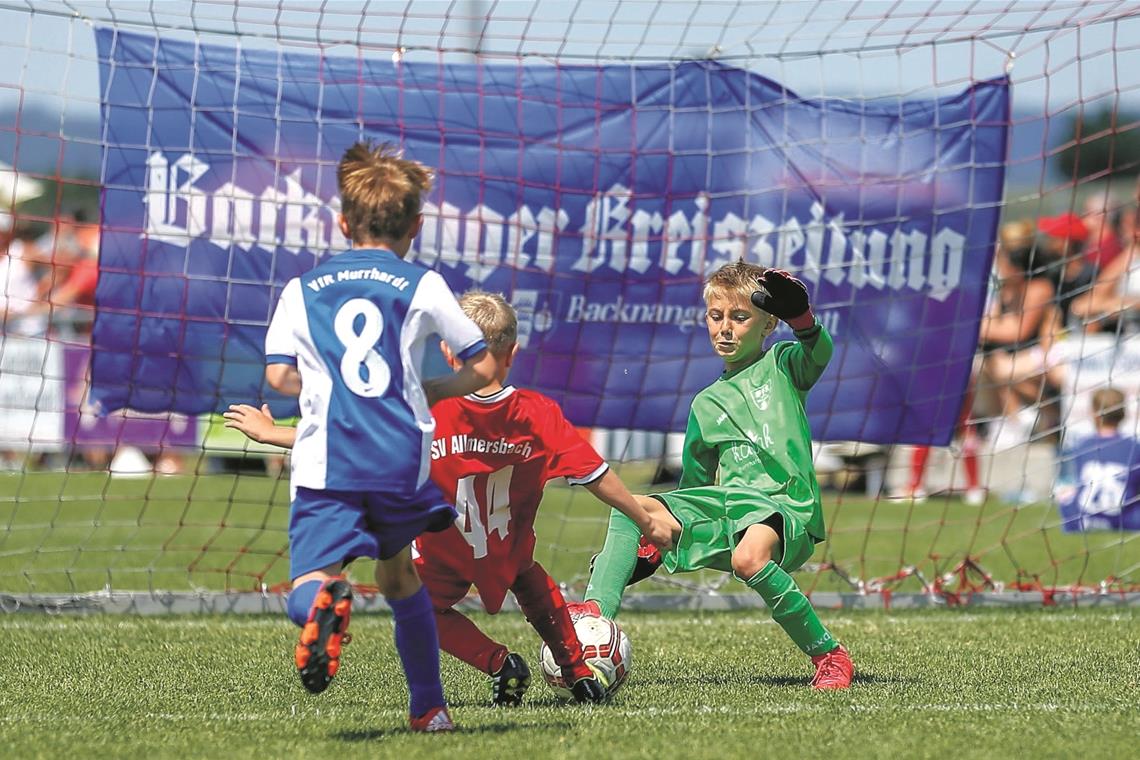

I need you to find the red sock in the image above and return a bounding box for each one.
[910,446,931,491]
[433,607,508,675]
[961,432,980,489]
[511,562,591,682]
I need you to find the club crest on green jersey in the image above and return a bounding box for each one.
[752,382,772,411]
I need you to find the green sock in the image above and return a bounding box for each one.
[583,510,641,619]
[745,561,837,657]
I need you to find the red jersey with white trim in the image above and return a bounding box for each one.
[417,385,607,613]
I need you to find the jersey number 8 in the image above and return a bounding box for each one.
[334,298,391,398]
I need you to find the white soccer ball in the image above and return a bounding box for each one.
[539,613,632,700]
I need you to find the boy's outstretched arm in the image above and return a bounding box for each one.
[422,348,496,406]
[751,268,833,390]
[224,404,297,448]
[577,470,679,622]
[583,469,679,552]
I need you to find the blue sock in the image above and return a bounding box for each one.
[388,585,445,717]
[286,580,323,627]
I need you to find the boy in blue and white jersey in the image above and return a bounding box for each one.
[263,141,495,733]
[1055,387,1140,532]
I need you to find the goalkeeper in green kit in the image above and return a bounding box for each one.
[571,260,854,689]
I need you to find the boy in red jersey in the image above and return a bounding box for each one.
[227,290,674,705]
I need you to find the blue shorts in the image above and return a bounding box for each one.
[289,481,457,580]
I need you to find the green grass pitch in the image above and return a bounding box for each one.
[1,468,1136,595]
[1,469,1138,757]
[1,609,1136,758]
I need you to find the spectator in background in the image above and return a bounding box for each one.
[1038,211,1095,329]
[1069,191,1140,334]
[975,219,1058,450]
[1055,387,1140,532]
[29,210,99,337]
[1081,192,1122,270]
[23,209,108,471]
[892,392,984,505]
[1,208,52,471]
[0,209,49,337]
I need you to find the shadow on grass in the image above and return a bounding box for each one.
[442,697,577,708]
[333,721,573,741]
[643,671,910,688]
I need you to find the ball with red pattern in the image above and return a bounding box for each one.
[539,613,632,700]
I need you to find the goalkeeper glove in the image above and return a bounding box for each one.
[751,268,816,331]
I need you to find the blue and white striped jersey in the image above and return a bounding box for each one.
[265,247,486,492]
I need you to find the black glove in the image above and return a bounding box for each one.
[751,268,814,329]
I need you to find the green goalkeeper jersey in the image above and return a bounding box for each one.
[677,321,833,543]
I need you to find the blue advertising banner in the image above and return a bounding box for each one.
[93,28,1008,444]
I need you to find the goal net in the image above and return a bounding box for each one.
[1,1,1137,612]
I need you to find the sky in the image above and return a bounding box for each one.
[1,0,1137,116]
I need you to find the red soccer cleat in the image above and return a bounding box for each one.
[566,599,602,619]
[586,534,664,590]
[629,535,663,584]
[409,705,455,733]
[294,577,353,694]
[810,645,854,690]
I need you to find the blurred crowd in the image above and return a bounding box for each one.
[3,189,1138,523]
[0,207,107,471]
[0,208,99,339]
[896,183,1140,507]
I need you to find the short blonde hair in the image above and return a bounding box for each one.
[703,259,766,307]
[998,219,1036,254]
[337,141,433,243]
[459,290,518,355]
[1092,387,1126,428]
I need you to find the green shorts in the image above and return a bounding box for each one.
[652,486,819,576]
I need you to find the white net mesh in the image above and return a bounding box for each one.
[1,1,1138,610]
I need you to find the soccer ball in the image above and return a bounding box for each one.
[539,613,632,700]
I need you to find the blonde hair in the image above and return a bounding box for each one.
[1092,387,1126,428]
[703,259,767,307]
[336,141,433,243]
[459,290,518,355]
[998,219,1036,253]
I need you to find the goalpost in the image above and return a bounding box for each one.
[1,1,1138,613]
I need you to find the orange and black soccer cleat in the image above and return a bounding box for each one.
[810,645,854,690]
[409,705,455,733]
[294,577,353,694]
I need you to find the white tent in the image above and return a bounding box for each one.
[0,160,44,207]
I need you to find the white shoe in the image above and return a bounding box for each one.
[963,488,986,506]
[887,487,927,503]
[991,416,1031,451]
[1016,407,1040,441]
